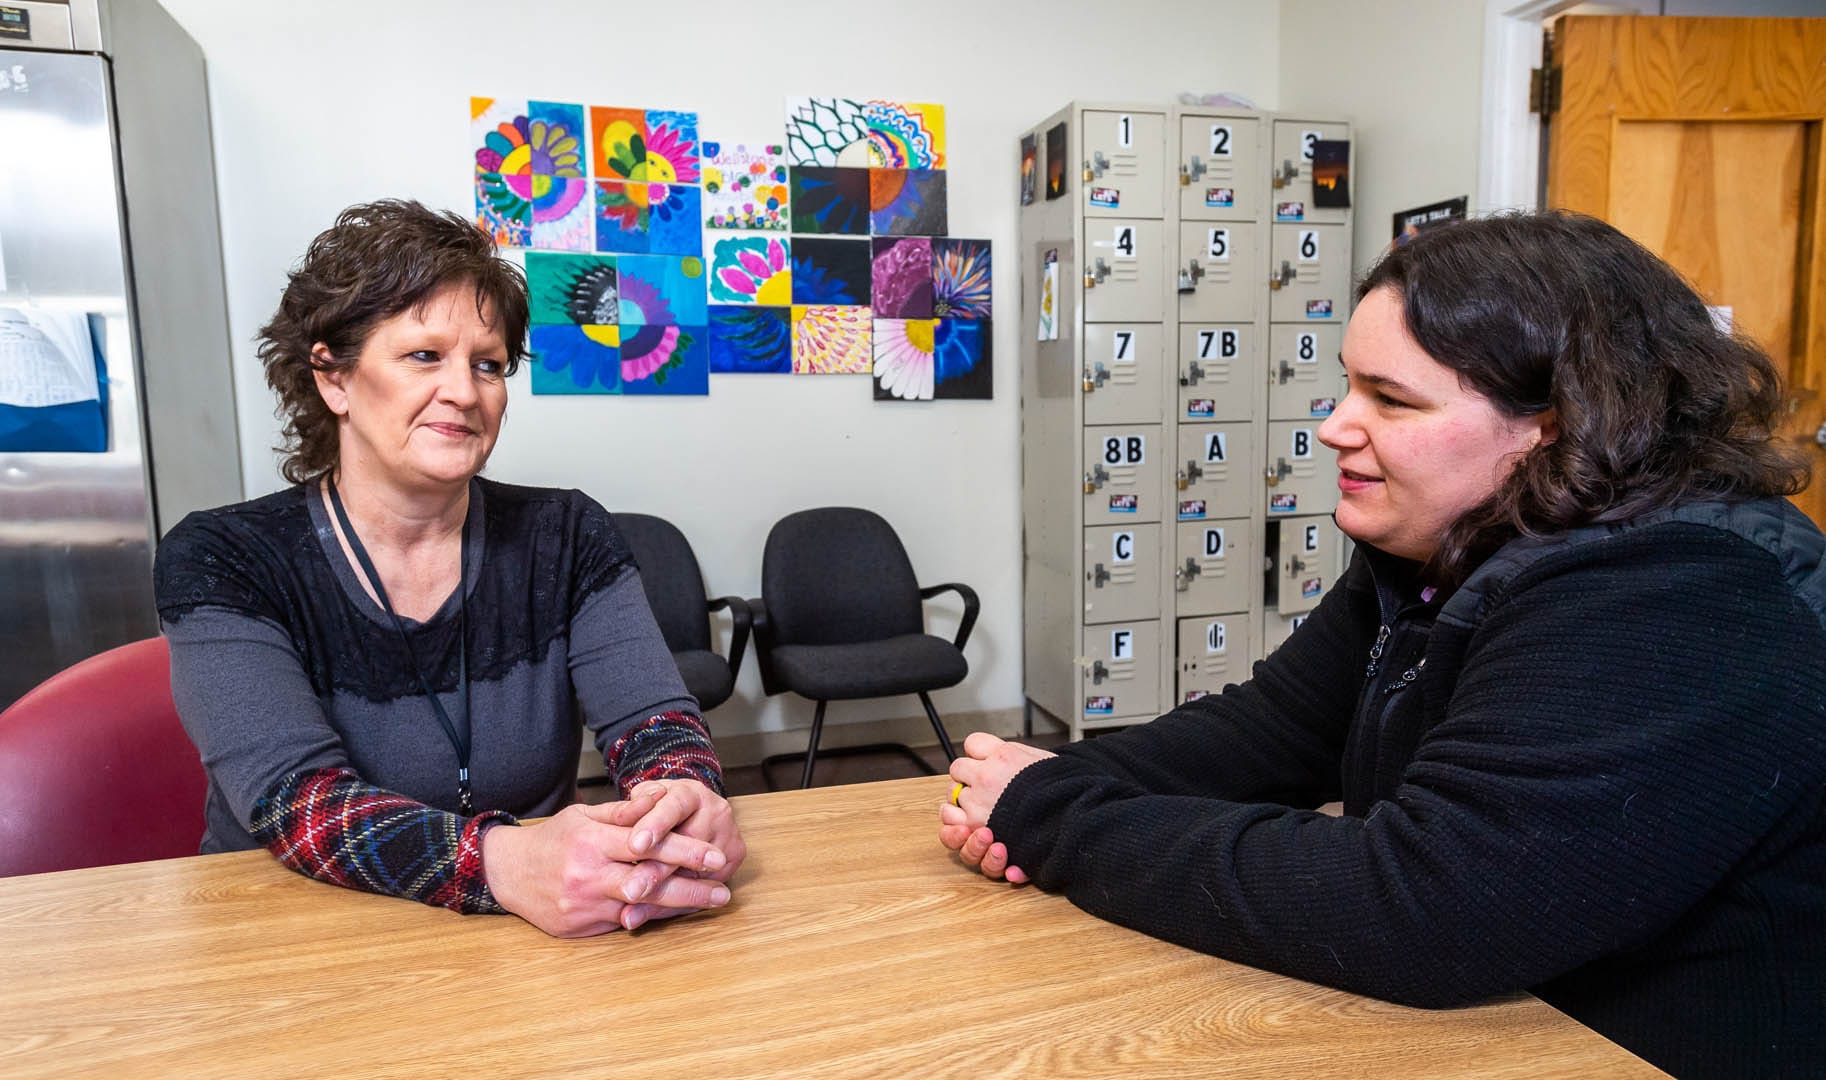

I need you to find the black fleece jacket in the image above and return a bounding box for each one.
[992,499,1826,1079]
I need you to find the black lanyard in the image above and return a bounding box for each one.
[327,479,474,815]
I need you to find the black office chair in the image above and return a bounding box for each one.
[616,512,751,712]
[749,507,979,788]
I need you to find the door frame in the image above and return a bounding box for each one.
[1477,0,1658,213]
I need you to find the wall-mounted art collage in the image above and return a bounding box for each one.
[472,96,991,400]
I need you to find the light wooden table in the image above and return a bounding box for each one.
[0,776,1659,1079]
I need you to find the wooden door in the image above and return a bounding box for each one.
[1547,15,1826,529]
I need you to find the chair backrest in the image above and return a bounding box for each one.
[0,637,207,877]
[616,512,713,653]
[762,507,924,647]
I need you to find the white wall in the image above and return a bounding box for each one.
[1278,0,1489,276]
[158,0,1284,747]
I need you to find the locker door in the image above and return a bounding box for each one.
[1265,420,1337,517]
[1268,224,1349,323]
[1176,222,1258,323]
[1261,609,1312,657]
[1081,621,1161,721]
[1082,110,1165,220]
[1177,615,1254,704]
[1274,516,1337,616]
[1084,220,1165,322]
[1174,519,1253,617]
[1083,323,1166,425]
[1083,426,1163,524]
[1270,120,1350,226]
[1178,114,1259,222]
[1178,323,1253,422]
[1174,422,1252,521]
[1268,324,1344,422]
[1083,523,1161,624]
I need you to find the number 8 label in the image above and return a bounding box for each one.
[1297,333,1317,363]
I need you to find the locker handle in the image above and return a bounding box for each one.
[1179,359,1205,387]
[1272,159,1299,189]
[1174,557,1202,591]
[1085,257,1111,289]
[1083,151,1110,182]
[1266,458,1293,486]
[1179,154,1208,185]
[1184,258,1206,286]
[1083,362,1110,394]
[1276,360,1296,385]
[1288,555,1309,575]
[1083,463,1110,493]
[1176,460,1203,490]
[1269,260,1296,291]
[1092,562,1111,588]
[1091,660,1110,685]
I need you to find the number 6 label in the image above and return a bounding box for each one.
[1298,229,1319,263]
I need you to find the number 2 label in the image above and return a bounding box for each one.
[1209,125,1231,157]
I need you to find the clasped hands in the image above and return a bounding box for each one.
[939,733,1056,885]
[483,778,746,938]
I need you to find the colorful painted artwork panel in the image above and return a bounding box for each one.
[526,101,588,178]
[622,324,708,395]
[791,305,872,374]
[791,237,871,306]
[647,184,702,256]
[871,237,933,319]
[933,317,992,399]
[591,106,648,179]
[872,318,938,400]
[702,142,789,231]
[617,254,707,327]
[530,322,621,395]
[473,97,531,246]
[785,97,872,167]
[870,169,947,236]
[475,169,530,248]
[790,167,871,235]
[595,180,650,254]
[864,101,946,169]
[526,251,618,326]
[932,238,991,319]
[709,234,791,306]
[644,110,701,183]
[708,306,791,373]
[531,179,595,252]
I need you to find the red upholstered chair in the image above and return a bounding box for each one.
[0,637,207,877]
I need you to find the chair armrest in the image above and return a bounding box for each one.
[707,595,752,678]
[745,597,784,696]
[919,582,980,652]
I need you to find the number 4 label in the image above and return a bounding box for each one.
[1114,225,1138,259]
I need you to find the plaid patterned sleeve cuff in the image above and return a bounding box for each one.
[250,767,517,915]
[607,711,726,798]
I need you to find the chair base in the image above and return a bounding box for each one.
[760,742,940,792]
[768,693,960,789]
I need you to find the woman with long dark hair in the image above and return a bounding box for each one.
[943,212,1823,1078]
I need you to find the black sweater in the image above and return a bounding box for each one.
[992,500,1826,1078]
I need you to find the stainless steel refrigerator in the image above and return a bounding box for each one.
[0,0,241,708]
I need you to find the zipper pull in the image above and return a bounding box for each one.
[1365,624,1390,678]
[1383,656,1427,695]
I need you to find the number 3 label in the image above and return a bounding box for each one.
[1301,130,1322,161]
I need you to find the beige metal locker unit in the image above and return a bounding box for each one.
[1178,113,1262,223]
[1271,514,1339,617]
[1083,524,1163,625]
[1083,323,1166,425]
[1081,621,1162,726]
[1268,323,1345,422]
[1268,223,1351,323]
[1174,519,1254,616]
[1177,615,1256,705]
[1177,221,1260,323]
[1177,323,1252,422]
[1174,421,1254,521]
[1019,102,1177,741]
[1261,609,1312,657]
[1269,118,1351,227]
[1264,420,1336,519]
